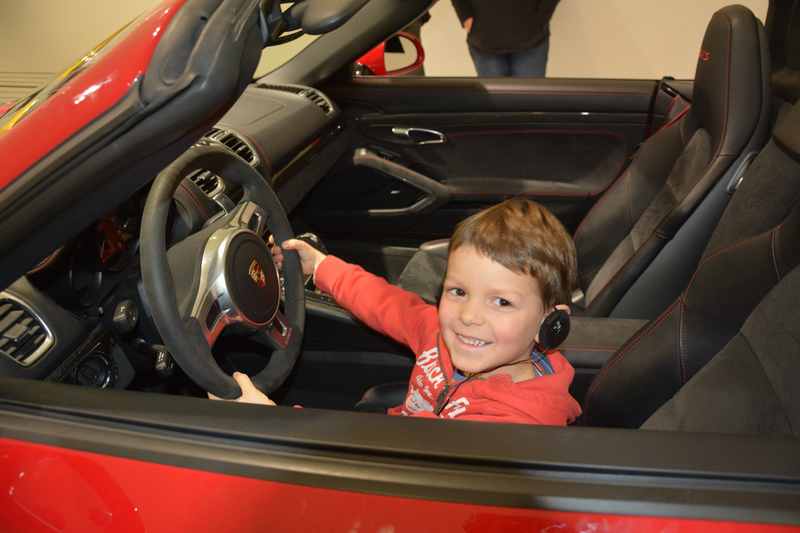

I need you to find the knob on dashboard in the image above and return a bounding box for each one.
[112,299,139,335]
[153,345,175,378]
[74,353,116,388]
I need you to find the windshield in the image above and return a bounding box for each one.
[255,34,318,78]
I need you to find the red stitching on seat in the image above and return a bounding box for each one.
[584,299,679,409]
[683,225,782,307]
[654,105,691,136]
[664,94,678,120]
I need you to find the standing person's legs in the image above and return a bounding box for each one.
[468,44,511,76]
[510,36,550,77]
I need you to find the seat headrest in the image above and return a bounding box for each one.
[693,5,768,156]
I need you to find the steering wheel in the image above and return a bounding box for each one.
[140,145,305,399]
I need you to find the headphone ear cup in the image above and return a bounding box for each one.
[538,309,570,350]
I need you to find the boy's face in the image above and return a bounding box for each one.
[439,245,548,378]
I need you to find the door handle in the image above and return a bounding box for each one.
[353,148,451,216]
[391,127,446,145]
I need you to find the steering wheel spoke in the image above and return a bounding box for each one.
[228,201,269,237]
[263,309,293,350]
[189,276,227,347]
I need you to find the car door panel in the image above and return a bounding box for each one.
[358,112,634,231]
[300,78,683,271]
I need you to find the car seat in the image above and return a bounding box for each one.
[642,254,800,435]
[585,100,800,427]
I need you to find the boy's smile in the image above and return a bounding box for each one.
[454,333,491,348]
[439,245,548,382]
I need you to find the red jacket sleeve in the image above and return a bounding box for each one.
[315,256,438,353]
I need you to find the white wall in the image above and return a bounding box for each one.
[0,0,770,101]
[0,0,310,89]
[0,1,150,74]
[422,0,768,78]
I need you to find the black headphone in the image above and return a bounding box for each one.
[537,308,570,351]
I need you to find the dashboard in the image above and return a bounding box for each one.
[0,83,348,390]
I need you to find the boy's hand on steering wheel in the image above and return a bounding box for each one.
[270,237,327,278]
[208,372,276,406]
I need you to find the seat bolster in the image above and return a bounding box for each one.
[658,155,734,239]
[641,334,792,434]
[645,263,800,435]
[575,123,686,291]
[583,231,666,316]
[583,301,685,427]
[588,201,800,427]
[397,243,448,304]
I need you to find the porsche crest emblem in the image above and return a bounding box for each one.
[248,259,267,288]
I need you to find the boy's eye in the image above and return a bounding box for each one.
[447,287,466,297]
[493,297,512,307]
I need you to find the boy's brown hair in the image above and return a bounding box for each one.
[449,197,577,308]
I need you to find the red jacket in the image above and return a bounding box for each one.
[316,256,582,426]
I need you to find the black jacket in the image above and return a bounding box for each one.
[451,0,559,54]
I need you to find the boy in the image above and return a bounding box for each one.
[217,197,581,425]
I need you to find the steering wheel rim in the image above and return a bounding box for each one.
[140,145,305,398]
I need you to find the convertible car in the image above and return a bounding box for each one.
[0,0,798,530]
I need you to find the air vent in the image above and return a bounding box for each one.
[0,295,54,366]
[204,127,259,167]
[256,83,304,94]
[258,83,335,115]
[188,169,223,197]
[300,88,333,115]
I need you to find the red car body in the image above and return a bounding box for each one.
[1,439,793,533]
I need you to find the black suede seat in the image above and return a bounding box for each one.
[585,101,800,428]
[643,263,800,435]
[396,5,771,318]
